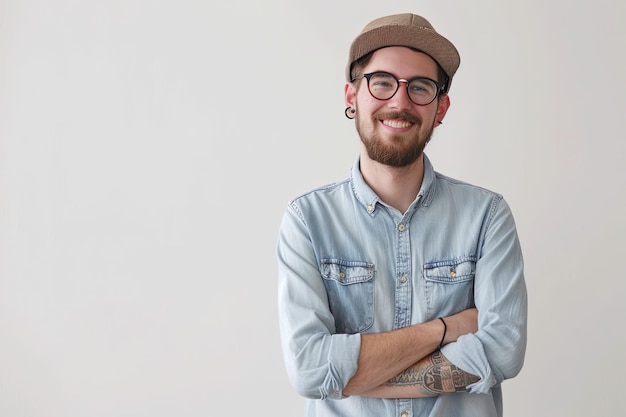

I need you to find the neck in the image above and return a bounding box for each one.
[359,151,425,214]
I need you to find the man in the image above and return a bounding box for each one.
[277,13,527,417]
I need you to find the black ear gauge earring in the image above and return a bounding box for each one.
[345,107,356,119]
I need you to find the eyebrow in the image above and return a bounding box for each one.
[370,70,438,82]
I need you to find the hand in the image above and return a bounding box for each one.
[442,308,478,345]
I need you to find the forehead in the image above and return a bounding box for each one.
[364,46,439,78]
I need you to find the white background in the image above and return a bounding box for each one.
[1,0,625,416]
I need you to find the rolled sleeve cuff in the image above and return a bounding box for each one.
[321,333,361,399]
[440,333,499,394]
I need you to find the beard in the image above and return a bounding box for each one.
[355,109,435,168]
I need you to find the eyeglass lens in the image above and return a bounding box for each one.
[367,72,438,105]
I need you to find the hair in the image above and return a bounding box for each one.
[349,47,450,93]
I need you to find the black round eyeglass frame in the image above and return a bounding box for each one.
[351,72,446,106]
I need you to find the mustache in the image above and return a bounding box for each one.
[372,110,421,124]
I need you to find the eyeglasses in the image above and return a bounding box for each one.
[351,72,445,106]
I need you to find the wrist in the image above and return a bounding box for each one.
[437,317,447,349]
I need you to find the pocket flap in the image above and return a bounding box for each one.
[321,259,374,285]
[424,256,476,284]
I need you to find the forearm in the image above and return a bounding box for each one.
[361,350,480,398]
[342,319,442,396]
[343,309,477,396]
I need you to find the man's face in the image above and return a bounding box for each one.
[345,46,449,168]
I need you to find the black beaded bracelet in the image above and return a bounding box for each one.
[437,317,447,350]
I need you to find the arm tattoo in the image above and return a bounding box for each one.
[385,351,480,394]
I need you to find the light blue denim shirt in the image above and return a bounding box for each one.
[277,154,527,417]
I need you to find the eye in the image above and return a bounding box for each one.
[408,79,436,95]
[409,84,427,92]
[369,73,396,89]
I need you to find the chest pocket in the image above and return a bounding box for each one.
[423,256,476,316]
[321,259,374,334]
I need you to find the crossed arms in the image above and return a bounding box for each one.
[343,308,480,398]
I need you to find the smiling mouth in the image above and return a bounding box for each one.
[376,111,420,129]
[381,119,414,129]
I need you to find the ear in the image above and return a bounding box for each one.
[435,94,451,125]
[344,82,357,108]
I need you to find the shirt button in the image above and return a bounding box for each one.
[398,224,406,232]
[450,270,456,277]
[400,276,407,284]
[401,412,409,417]
[339,272,346,279]
[367,205,375,213]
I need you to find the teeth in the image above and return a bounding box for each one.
[382,119,412,128]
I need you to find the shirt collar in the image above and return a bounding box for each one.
[350,154,437,215]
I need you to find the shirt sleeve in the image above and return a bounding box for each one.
[440,197,528,394]
[277,203,361,400]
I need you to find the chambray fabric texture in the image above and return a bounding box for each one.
[277,154,527,417]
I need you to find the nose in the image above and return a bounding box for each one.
[388,79,413,110]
